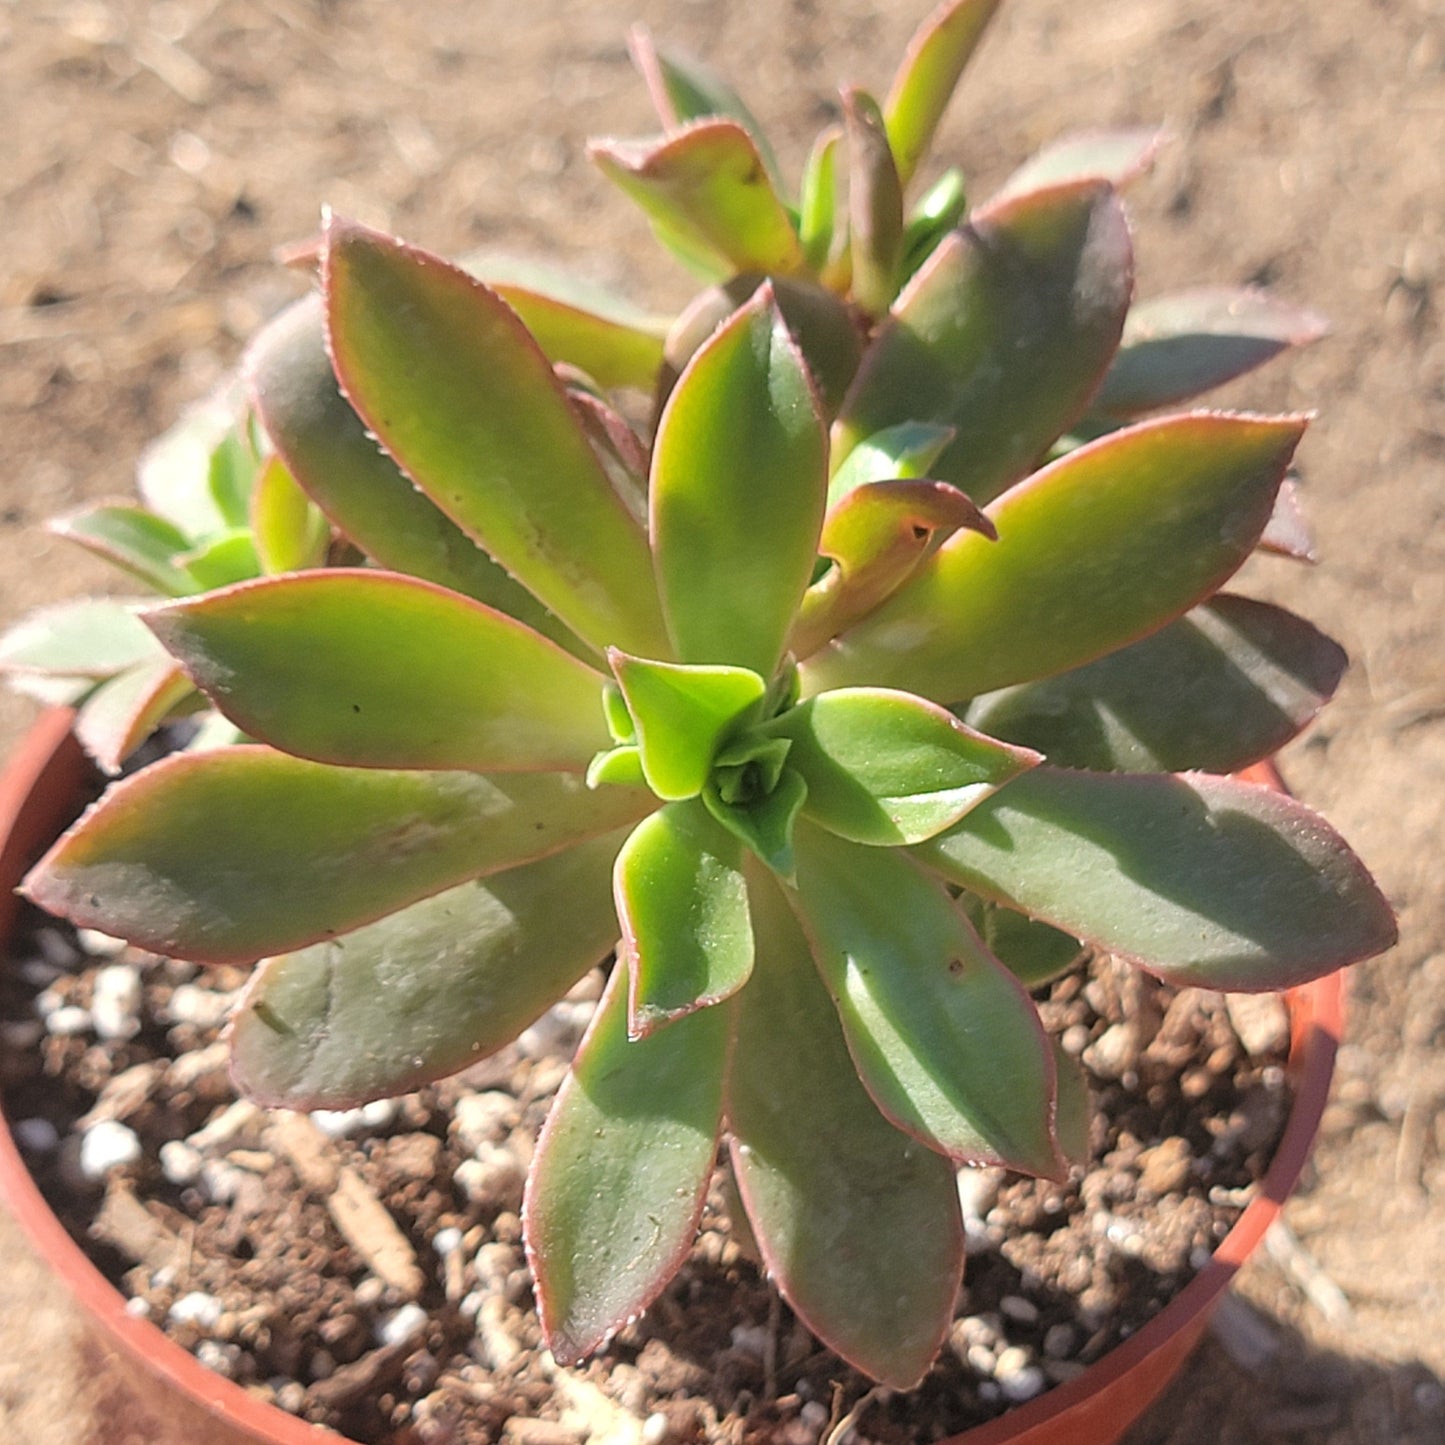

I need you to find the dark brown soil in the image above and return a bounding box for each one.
[3,904,1291,1445]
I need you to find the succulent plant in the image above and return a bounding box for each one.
[15,0,1395,1392]
[0,387,329,772]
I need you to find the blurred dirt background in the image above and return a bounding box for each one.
[0,1,1441,1441]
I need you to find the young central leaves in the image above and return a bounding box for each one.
[651,285,828,678]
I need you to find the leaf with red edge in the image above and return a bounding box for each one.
[73,658,196,775]
[229,830,626,1109]
[790,823,1062,1175]
[526,962,733,1365]
[843,88,904,317]
[727,862,963,1389]
[249,454,330,575]
[1094,287,1329,417]
[245,296,582,654]
[651,287,827,676]
[146,571,611,774]
[991,127,1164,204]
[23,747,652,964]
[0,598,164,680]
[1260,476,1317,562]
[914,767,1398,990]
[833,180,1133,504]
[963,594,1347,774]
[49,504,196,597]
[590,123,804,281]
[884,0,1003,189]
[614,801,754,1036]
[804,413,1306,704]
[324,218,667,656]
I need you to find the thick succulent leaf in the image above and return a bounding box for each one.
[833,180,1133,504]
[662,274,862,422]
[1260,476,1317,562]
[826,420,955,507]
[526,962,733,1365]
[249,454,330,574]
[207,426,258,528]
[843,89,905,318]
[793,479,993,656]
[884,0,1002,189]
[49,504,196,597]
[803,414,1306,703]
[590,123,805,282]
[701,765,808,880]
[1052,1041,1092,1165]
[608,651,764,800]
[651,287,828,676]
[146,571,610,774]
[798,126,841,274]
[914,767,1398,990]
[324,218,667,657]
[1095,287,1329,418]
[0,598,165,679]
[957,893,1083,988]
[135,391,243,537]
[992,127,1163,205]
[727,863,963,1388]
[615,802,753,1035]
[23,747,652,964]
[245,296,582,654]
[901,167,968,279]
[964,595,1348,774]
[73,659,195,775]
[764,688,1038,845]
[460,251,669,391]
[627,26,782,183]
[790,825,1062,1174]
[229,830,626,1108]
[567,391,649,527]
[174,530,262,591]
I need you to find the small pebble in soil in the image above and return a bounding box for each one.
[159,1139,203,1184]
[169,1291,224,1329]
[165,982,237,1030]
[13,1116,60,1153]
[377,1303,429,1348]
[451,1091,516,1152]
[91,963,142,1041]
[75,928,128,958]
[45,1005,92,1037]
[78,1119,141,1179]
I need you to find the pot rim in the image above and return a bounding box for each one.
[0,712,1342,1445]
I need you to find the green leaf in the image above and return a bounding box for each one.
[701,765,808,880]
[833,179,1133,505]
[791,824,1062,1175]
[992,127,1163,204]
[614,802,753,1034]
[608,651,765,800]
[49,504,196,597]
[23,747,652,964]
[461,250,669,391]
[963,595,1348,774]
[1052,1040,1092,1165]
[793,478,992,657]
[527,962,733,1365]
[73,659,195,775]
[566,391,649,527]
[727,862,963,1389]
[652,286,828,675]
[174,529,262,590]
[249,454,330,574]
[957,893,1083,988]
[229,830,627,1108]
[324,218,667,657]
[803,414,1306,703]
[883,0,1002,189]
[914,767,1399,990]
[843,88,905,317]
[147,571,611,774]
[627,26,783,184]
[826,420,955,509]
[765,687,1037,845]
[207,425,259,529]
[901,167,967,279]
[586,744,648,791]
[1094,287,1330,418]
[245,296,584,654]
[0,598,165,679]
[798,126,841,274]
[662,274,863,422]
[590,123,805,281]
[136,390,244,537]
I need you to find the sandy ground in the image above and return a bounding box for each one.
[0,2,1441,1441]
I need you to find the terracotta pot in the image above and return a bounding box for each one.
[0,712,1342,1445]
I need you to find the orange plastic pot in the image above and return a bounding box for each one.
[0,711,1342,1445]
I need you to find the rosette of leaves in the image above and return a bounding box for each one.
[0,392,328,771]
